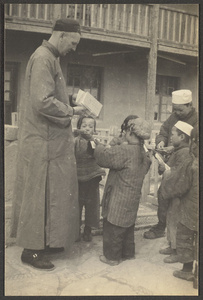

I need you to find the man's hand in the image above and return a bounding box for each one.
[157,141,165,149]
[73,105,88,115]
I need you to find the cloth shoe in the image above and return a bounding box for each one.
[143,225,165,239]
[99,255,121,266]
[164,254,179,263]
[173,270,194,281]
[159,247,173,255]
[21,249,55,270]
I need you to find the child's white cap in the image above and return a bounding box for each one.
[174,121,193,136]
[172,89,192,104]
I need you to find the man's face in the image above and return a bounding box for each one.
[173,103,192,119]
[58,32,80,56]
[170,127,182,147]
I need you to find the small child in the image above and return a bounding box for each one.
[157,121,193,263]
[74,115,105,242]
[94,117,151,265]
[172,126,199,286]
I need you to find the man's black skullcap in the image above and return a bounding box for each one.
[53,18,81,34]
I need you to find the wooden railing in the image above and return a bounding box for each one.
[5,4,198,50]
[159,6,198,47]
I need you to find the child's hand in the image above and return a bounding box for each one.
[158,163,166,173]
[74,129,93,141]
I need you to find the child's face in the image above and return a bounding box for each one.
[80,118,95,135]
[171,127,182,147]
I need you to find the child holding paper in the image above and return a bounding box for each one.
[94,117,151,265]
[157,121,193,263]
[74,115,105,241]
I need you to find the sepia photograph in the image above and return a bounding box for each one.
[4,2,199,296]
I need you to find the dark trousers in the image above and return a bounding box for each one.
[103,218,135,261]
[157,188,169,229]
[176,222,196,263]
[78,177,100,228]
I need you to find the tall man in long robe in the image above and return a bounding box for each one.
[10,19,86,270]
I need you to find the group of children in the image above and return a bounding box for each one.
[74,111,198,287]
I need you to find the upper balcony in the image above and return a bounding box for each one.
[5,3,198,57]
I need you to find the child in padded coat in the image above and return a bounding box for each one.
[74,115,105,241]
[170,126,198,286]
[157,121,193,263]
[94,117,151,265]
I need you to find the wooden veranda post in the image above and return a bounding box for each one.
[145,4,159,122]
[142,5,160,202]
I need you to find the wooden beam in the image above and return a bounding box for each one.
[158,54,186,65]
[92,50,134,57]
[145,4,159,123]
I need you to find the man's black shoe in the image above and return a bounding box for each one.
[44,246,64,254]
[21,249,55,270]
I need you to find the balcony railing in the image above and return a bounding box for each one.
[5,4,198,51]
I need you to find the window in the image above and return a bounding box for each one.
[67,64,102,102]
[4,62,19,125]
[154,75,180,122]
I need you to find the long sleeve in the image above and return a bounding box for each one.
[160,157,193,200]
[155,115,174,146]
[30,56,73,127]
[94,144,128,170]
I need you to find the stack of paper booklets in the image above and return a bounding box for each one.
[75,89,103,117]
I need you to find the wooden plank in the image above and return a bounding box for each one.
[9,4,13,16]
[122,4,126,31]
[159,8,164,40]
[44,4,48,20]
[136,4,141,35]
[74,4,78,19]
[66,4,69,18]
[82,4,86,26]
[166,10,170,40]
[91,4,95,27]
[184,14,188,44]
[5,22,52,34]
[145,4,159,125]
[36,4,39,19]
[144,5,149,36]
[178,13,182,43]
[172,12,176,41]
[194,17,198,46]
[27,4,31,18]
[158,44,197,56]
[114,4,118,31]
[53,4,62,20]
[129,4,134,33]
[99,4,103,28]
[190,16,194,45]
[106,4,111,30]
[18,4,22,18]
